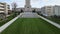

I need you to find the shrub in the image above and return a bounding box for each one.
[0,13,18,26]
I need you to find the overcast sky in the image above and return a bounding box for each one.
[0,0,60,8]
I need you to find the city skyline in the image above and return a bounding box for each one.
[0,0,60,8]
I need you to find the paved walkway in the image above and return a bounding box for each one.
[0,14,22,33]
[20,12,40,18]
[38,15,60,29]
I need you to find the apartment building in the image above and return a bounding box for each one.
[53,5,60,16]
[0,2,10,16]
[41,6,54,16]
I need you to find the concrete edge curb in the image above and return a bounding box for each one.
[38,15,60,29]
[0,14,21,33]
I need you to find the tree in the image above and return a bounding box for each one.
[21,9,23,12]
[12,2,17,17]
[33,9,36,12]
[12,2,17,12]
[0,13,6,20]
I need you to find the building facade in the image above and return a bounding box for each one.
[24,0,32,12]
[54,5,60,16]
[16,8,41,12]
[41,6,54,16]
[15,0,41,12]
[0,2,10,15]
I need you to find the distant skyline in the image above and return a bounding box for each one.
[0,0,60,8]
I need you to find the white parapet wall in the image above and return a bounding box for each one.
[38,15,60,29]
[0,14,22,33]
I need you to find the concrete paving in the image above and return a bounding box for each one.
[20,12,40,18]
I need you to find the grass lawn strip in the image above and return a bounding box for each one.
[0,15,20,33]
[1,18,60,34]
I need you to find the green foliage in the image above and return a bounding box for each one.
[32,9,36,12]
[21,9,23,12]
[0,13,18,26]
[48,17,60,24]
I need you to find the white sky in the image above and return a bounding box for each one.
[0,0,60,8]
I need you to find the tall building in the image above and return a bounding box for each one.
[0,2,10,15]
[41,6,54,16]
[54,5,60,16]
[16,0,41,12]
[18,0,40,18]
[25,0,32,12]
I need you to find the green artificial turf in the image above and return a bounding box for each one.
[1,18,60,34]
